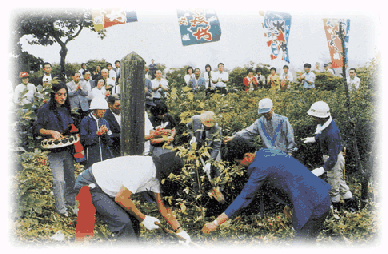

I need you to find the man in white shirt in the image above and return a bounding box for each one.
[114,60,121,84]
[323,64,334,75]
[212,63,228,94]
[14,72,37,106]
[300,63,316,89]
[82,71,95,103]
[74,155,191,243]
[101,68,116,91]
[37,62,55,86]
[328,62,336,75]
[280,65,293,90]
[107,63,117,82]
[151,70,168,102]
[314,62,321,73]
[347,68,361,92]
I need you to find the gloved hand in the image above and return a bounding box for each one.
[190,136,196,145]
[177,230,192,245]
[311,167,325,176]
[303,137,316,144]
[204,163,212,179]
[142,215,160,231]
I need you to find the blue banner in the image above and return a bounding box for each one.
[263,11,292,63]
[177,9,221,46]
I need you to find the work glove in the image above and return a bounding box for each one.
[190,136,196,145]
[303,137,316,144]
[311,167,325,176]
[142,215,160,231]
[177,230,192,245]
[204,163,212,179]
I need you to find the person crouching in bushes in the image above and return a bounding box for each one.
[149,102,176,157]
[187,111,224,203]
[80,96,113,170]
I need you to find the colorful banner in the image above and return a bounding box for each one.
[177,9,221,46]
[262,11,292,63]
[92,9,137,32]
[323,19,350,68]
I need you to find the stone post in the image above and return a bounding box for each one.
[120,52,145,155]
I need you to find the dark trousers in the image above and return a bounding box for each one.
[74,169,140,242]
[294,195,331,244]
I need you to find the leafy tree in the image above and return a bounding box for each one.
[8,43,44,88]
[12,9,105,81]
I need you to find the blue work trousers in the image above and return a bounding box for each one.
[74,169,140,243]
[47,149,76,214]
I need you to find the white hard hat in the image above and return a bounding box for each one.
[258,98,273,114]
[90,96,108,110]
[308,101,330,118]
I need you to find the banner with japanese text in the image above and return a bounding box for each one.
[262,11,292,63]
[177,9,221,46]
[323,19,350,68]
[92,9,137,32]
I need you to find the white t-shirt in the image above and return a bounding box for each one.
[144,111,153,155]
[347,76,361,91]
[14,83,37,105]
[151,78,169,98]
[212,71,228,88]
[109,69,116,81]
[280,71,293,82]
[92,155,160,197]
[91,87,107,99]
[184,74,195,85]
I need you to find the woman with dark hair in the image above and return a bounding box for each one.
[204,64,214,94]
[33,82,77,216]
[184,66,195,86]
[91,77,110,99]
[148,102,176,156]
[243,68,258,92]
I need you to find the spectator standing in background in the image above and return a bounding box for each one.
[14,72,38,107]
[149,59,157,80]
[151,70,168,103]
[92,65,101,80]
[103,96,121,158]
[66,72,89,126]
[267,67,280,91]
[347,68,361,92]
[280,65,293,91]
[114,60,121,84]
[255,68,266,89]
[190,68,206,92]
[300,63,316,89]
[37,62,55,86]
[243,68,258,92]
[107,63,116,83]
[91,77,110,99]
[79,63,87,80]
[184,66,195,86]
[204,64,214,94]
[212,63,228,95]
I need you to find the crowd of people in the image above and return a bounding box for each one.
[12,59,362,245]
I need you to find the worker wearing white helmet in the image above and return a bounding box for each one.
[80,96,114,169]
[303,101,356,211]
